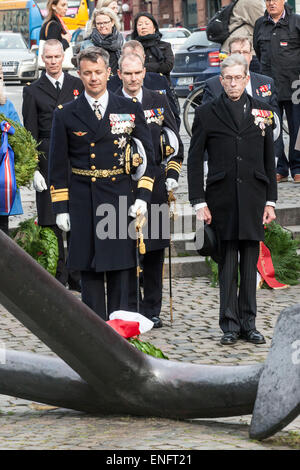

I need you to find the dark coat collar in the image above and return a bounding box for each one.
[211,92,256,134]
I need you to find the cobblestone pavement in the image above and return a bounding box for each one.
[0,98,299,450]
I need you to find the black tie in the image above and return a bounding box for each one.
[55,81,61,97]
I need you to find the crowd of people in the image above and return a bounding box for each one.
[0,0,299,346]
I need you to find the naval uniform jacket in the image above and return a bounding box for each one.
[22,72,84,225]
[188,93,277,241]
[116,87,184,251]
[49,91,155,272]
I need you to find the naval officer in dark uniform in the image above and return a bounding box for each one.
[188,54,277,346]
[22,39,84,289]
[48,47,155,320]
[107,40,181,130]
[117,52,183,327]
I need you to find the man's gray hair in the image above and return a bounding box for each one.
[122,40,145,54]
[221,53,249,76]
[77,46,110,68]
[228,36,253,53]
[118,53,144,71]
[42,39,64,55]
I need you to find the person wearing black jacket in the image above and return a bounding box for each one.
[107,40,181,129]
[132,12,174,85]
[23,40,84,291]
[39,0,72,51]
[188,54,277,346]
[253,1,300,183]
[116,53,183,326]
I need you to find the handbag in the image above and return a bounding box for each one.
[38,21,74,71]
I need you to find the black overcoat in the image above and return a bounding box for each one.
[48,91,155,272]
[22,72,84,225]
[188,93,277,241]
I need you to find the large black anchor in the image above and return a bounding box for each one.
[0,231,298,440]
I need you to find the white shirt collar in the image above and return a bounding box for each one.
[46,72,64,89]
[122,88,143,103]
[85,90,109,115]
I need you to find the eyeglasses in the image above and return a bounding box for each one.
[96,20,112,27]
[221,75,247,83]
[230,50,252,55]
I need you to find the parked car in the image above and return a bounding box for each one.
[159,27,191,53]
[0,32,38,83]
[171,28,220,98]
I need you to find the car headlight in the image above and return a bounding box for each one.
[22,58,37,65]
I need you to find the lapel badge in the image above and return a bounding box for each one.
[57,104,63,109]
[73,89,80,99]
[73,131,88,137]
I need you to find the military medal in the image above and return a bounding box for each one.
[252,109,273,136]
[144,108,164,125]
[109,114,136,134]
[117,136,127,149]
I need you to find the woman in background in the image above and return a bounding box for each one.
[132,12,174,84]
[40,0,72,51]
[81,7,123,75]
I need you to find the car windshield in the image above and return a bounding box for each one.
[0,34,27,50]
[180,31,218,50]
[161,30,190,39]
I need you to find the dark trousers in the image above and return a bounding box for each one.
[142,248,165,318]
[276,101,300,177]
[0,215,8,235]
[128,248,165,319]
[81,268,135,321]
[43,225,80,288]
[218,240,259,334]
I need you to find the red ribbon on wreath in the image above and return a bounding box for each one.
[257,241,289,289]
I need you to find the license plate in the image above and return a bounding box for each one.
[177,77,193,86]
[3,66,15,72]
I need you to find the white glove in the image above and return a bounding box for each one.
[165,178,178,192]
[33,170,47,192]
[56,213,71,232]
[128,199,147,218]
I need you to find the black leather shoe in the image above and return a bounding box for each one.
[151,316,163,328]
[68,280,82,293]
[241,329,266,344]
[220,332,239,345]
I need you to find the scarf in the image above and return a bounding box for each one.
[89,27,123,54]
[136,31,165,63]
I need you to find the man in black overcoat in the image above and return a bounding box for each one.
[48,47,155,320]
[22,39,84,290]
[116,52,184,327]
[188,54,277,346]
[202,37,280,127]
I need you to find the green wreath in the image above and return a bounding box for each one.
[206,222,300,288]
[0,114,39,188]
[128,338,168,359]
[11,218,59,277]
